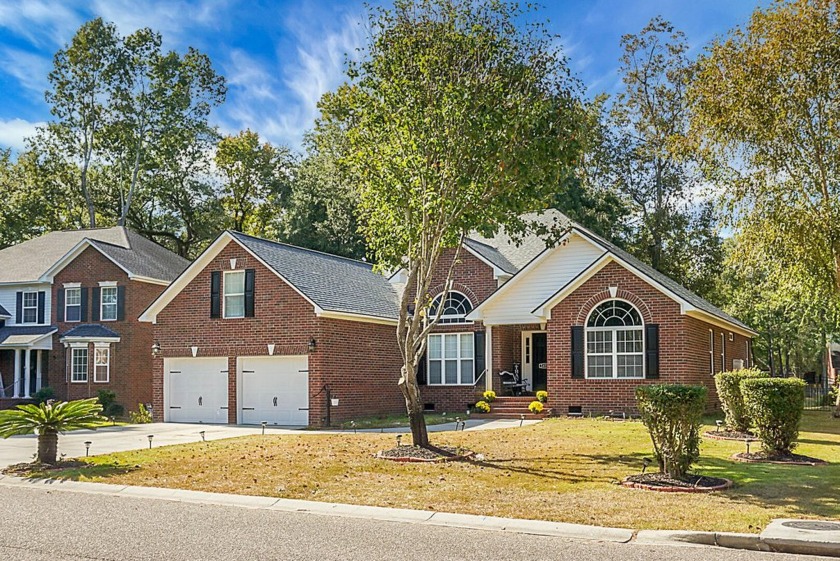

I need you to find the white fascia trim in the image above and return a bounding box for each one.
[462,245,510,280]
[466,230,574,320]
[61,337,121,345]
[26,330,58,346]
[534,253,612,320]
[129,274,170,286]
[63,282,81,288]
[316,309,399,326]
[98,280,118,287]
[685,309,757,338]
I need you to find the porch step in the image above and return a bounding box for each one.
[480,411,549,420]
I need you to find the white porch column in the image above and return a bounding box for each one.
[23,349,31,398]
[36,351,42,392]
[485,325,493,392]
[12,350,21,398]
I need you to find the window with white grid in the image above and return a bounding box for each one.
[585,300,644,379]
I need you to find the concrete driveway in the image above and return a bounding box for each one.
[0,423,301,467]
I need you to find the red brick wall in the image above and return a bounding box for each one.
[490,323,541,391]
[545,261,751,415]
[49,246,163,413]
[151,239,405,425]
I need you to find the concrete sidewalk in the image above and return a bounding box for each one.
[0,475,837,557]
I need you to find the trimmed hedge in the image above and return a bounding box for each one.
[740,377,806,455]
[636,384,707,478]
[714,368,767,432]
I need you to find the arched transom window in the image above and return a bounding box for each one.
[585,299,644,379]
[429,291,473,324]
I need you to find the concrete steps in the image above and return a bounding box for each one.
[480,396,549,420]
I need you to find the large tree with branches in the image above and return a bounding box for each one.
[317,0,584,447]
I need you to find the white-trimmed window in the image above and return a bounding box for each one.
[100,286,118,321]
[65,288,81,322]
[94,347,110,383]
[427,333,474,385]
[585,299,644,379]
[224,271,245,319]
[429,291,473,324]
[22,291,38,323]
[71,347,88,383]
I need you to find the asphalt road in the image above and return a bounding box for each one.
[0,485,823,561]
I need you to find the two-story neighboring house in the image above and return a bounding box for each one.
[0,228,188,412]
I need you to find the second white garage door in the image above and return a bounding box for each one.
[240,356,309,426]
[165,357,229,424]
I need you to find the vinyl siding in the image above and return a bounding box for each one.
[0,283,52,325]
[479,234,604,325]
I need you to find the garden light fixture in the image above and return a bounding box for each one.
[745,439,751,455]
[261,421,267,435]
[715,420,723,433]
[148,435,154,449]
[520,413,525,427]
[350,421,356,434]
[84,441,92,457]
[642,457,651,474]
[396,434,402,447]
[199,430,205,442]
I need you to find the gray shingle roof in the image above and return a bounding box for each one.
[0,325,57,346]
[467,210,570,271]
[0,227,189,284]
[230,232,401,320]
[0,304,10,317]
[60,324,121,339]
[463,238,518,275]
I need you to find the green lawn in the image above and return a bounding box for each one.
[34,411,840,533]
[326,413,453,430]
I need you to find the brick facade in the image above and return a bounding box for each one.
[151,240,405,426]
[544,261,751,415]
[48,246,164,413]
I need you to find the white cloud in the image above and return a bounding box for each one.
[0,47,52,95]
[0,118,44,152]
[0,0,83,47]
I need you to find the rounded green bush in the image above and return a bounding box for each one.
[714,368,767,432]
[740,377,806,455]
[635,384,707,478]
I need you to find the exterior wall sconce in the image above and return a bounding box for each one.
[151,341,161,357]
[407,303,416,317]
[308,338,317,353]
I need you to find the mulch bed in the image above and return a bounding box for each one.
[703,430,756,441]
[731,452,827,466]
[376,445,475,463]
[622,472,733,493]
[3,460,87,476]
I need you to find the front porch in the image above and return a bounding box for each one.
[0,348,49,399]
[485,324,548,396]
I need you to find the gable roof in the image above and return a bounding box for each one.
[0,325,57,347]
[0,304,10,318]
[229,232,401,320]
[0,227,189,285]
[60,324,121,340]
[141,231,401,324]
[468,209,755,336]
[467,210,570,271]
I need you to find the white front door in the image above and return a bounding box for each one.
[239,356,309,426]
[165,357,229,423]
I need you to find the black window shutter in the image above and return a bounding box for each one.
[571,326,585,379]
[37,291,45,324]
[56,289,65,322]
[80,288,88,322]
[117,286,126,321]
[91,287,101,322]
[210,271,221,318]
[474,331,486,380]
[244,269,255,318]
[645,324,660,379]
[416,351,428,385]
[15,292,22,324]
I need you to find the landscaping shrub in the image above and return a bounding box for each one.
[97,389,125,418]
[635,384,707,479]
[536,391,548,403]
[740,377,805,456]
[714,368,766,432]
[482,390,496,402]
[129,403,153,424]
[31,387,55,405]
[528,401,543,414]
[474,401,491,413]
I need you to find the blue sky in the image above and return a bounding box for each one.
[0,0,765,153]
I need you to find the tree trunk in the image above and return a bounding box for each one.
[398,364,429,447]
[37,429,58,465]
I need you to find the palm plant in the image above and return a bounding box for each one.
[0,398,106,464]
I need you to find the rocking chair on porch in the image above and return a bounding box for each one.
[499,364,528,396]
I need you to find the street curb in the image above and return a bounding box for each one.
[1,475,836,556]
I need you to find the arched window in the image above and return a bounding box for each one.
[585,299,644,379]
[429,291,473,324]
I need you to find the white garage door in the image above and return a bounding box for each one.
[165,357,229,424]
[240,356,309,426]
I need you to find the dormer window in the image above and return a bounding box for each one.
[429,291,473,324]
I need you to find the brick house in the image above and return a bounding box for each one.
[141,210,753,426]
[0,227,188,413]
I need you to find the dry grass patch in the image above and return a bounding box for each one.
[46,412,840,533]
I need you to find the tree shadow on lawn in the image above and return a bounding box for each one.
[467,454,643,484]
[23,462,137,482]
